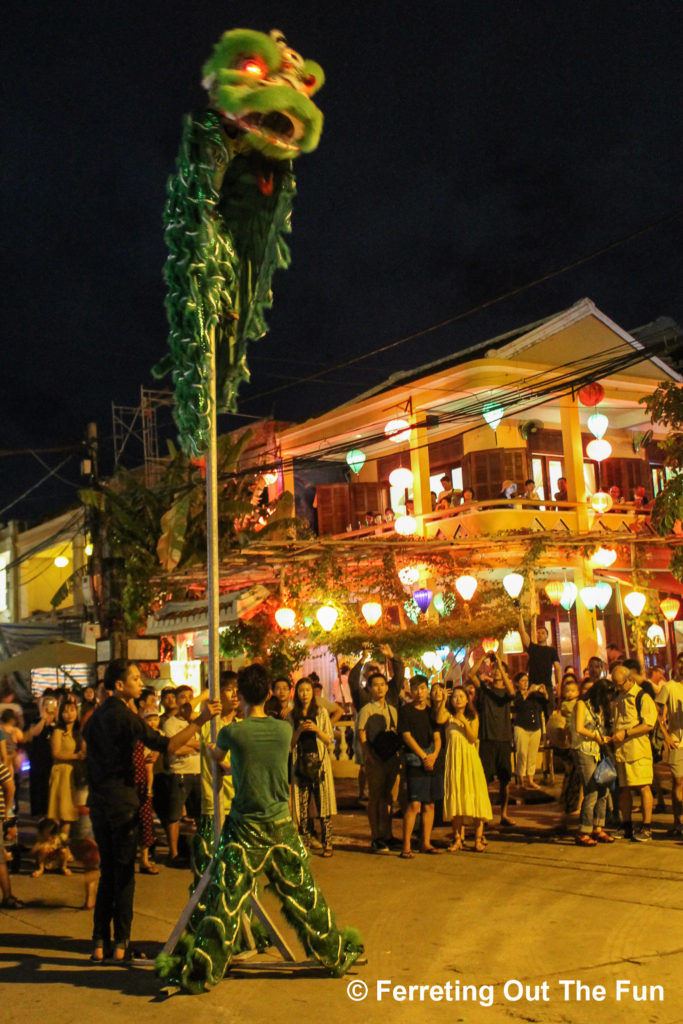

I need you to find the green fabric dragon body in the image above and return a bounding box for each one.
[153,29,325,454]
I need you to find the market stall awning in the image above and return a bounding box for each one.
[0,640,97,674]
[595,569,683,599]
[145,585,271,635]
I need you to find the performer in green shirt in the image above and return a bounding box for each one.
[157,663,363,993]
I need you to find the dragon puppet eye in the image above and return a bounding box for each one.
[237,55,268,78]
[301,73,317,90]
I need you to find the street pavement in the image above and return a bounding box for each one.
[2,785,683,1024]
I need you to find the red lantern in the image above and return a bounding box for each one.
[578,383,605,407]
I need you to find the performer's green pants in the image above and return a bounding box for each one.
[157,814,363,993]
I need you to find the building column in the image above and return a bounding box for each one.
[572,560,600,671]
[410,415,431,536]
[282,459,295,500]
[559,396,598,668]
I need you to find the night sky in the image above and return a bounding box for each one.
[3,1,682,522]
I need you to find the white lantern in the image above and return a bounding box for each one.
[455,575,478,601]
[624,591,646,617]
[54,555,69,568]
[316,605,338,631]
[502,630,524,654]
[422,651,437,669]
[361,602,382,626]
[274,607,296,630]
[591,547,617,568]
[647,624,666,648]
[590,491,613,514]
[586,439,612,463]
[398,566,420,586]
[593,581,613,611]
[385,418,410,443]
[389,467,414,488]
[579,586,597,610]
[560,582,578,610]
[587,412,609,439]
[502,573,524,599]
[394,515,417,536]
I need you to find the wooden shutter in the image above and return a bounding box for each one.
[463,449,528,500]
[350,482,390,522]
[604,458,650,500]
[427,434,464,472]
[315,484,351,536]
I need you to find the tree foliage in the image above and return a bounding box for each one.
[75,431,300,631]
[641,382,683,578]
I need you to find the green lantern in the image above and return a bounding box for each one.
[346,449,366,475]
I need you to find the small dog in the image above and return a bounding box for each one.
[31,817,100,909]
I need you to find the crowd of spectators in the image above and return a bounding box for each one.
[0,640,681,928]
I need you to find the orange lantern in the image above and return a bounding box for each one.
[482,638,499,654]
[545,581,565,606]
[578,382,605,406]
[660,597,680,622]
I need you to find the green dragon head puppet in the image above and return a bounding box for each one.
[202,28,325,161]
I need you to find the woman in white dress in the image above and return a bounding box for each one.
[443,685,492,852]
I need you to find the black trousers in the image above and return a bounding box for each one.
[90,807,138,947]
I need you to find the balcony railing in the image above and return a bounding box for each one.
[328,500,651,542]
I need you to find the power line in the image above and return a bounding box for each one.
[241,208,683,404]
[0,454,77,518]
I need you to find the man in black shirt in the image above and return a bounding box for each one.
[519,610,561,700]
[471,649,515,825]
[398,675,441,856]
[83,658,219,962]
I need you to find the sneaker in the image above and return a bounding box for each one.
[383,836,402,851]
[609,826,633,841]
[632,827,652,843]
[370,839,390,854]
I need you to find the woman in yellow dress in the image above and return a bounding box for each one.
[46,699,85,848]
[443,685,492,852]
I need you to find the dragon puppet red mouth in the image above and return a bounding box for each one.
[227,110,304,151]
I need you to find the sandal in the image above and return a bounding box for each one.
[322,845,334,858]
[474,838,486,852]
[447,838,463,853]
[1,896,25,909]
[592,829,616,844]
[398,850,415,859]
[420,846,442,854]
[140,864,160,875]
[575,833,598,846]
